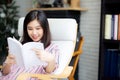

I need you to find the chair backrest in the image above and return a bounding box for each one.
[18,17,78,74]
[18,17,77,41]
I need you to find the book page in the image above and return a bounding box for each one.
[22,42,48,68]
[7,37,48,69]
[7,37,24,66]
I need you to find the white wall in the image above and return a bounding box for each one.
[15,0,55,17]
[16,0,33,17]
[79,0,101,80]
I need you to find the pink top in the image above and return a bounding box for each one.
[0,43,59,80]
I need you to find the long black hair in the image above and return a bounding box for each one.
[22,10,51,48]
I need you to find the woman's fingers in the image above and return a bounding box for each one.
[8,54,15,59]
[5,54,16,64]
[32,48,46,60]
[32,48,41,55]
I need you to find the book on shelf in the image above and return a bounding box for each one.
[104,14,119,40]
[104,49,120,78]
[113,15,118,40]
[109,50,118,77]
[7,37,47,69]
[111,15,115,40]
[104,49,111,77]
[118,53,120,77]
[118,14,120,40]
[104,14,112,39]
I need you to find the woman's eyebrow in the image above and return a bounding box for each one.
[27,26,32,28]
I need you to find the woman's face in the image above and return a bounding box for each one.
[27,19,43,42]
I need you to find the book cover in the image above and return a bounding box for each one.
[109,50,118,77]
[118,14,120,40]
[118,53,120,77]
[111,15,115,40]
[104,49,111,77]
[7,37,47,69]
[104,14,112,39]
[113,15,118,40]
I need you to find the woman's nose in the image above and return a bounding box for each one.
[32,30,37,34]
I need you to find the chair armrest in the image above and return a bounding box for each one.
[73,50,82,57]
[73,37,84,57]
[16,66,73,80]
[16,74,52,80]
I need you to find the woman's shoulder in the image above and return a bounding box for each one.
[48,42,58,48]
[45,42,59,50]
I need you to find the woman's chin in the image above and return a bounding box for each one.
[32,39,40,42]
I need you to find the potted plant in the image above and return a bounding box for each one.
[0,0,19,65]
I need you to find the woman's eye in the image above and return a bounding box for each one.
[28,28,33,30]
[36,28,41,30]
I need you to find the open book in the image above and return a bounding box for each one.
[7,37,47,69]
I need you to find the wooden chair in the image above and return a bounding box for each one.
[17,37,84,80]
[16,17,78,80]
[68,36,84,80]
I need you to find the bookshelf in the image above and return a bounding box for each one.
[99,0,120,80]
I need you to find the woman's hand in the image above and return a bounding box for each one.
[5,54,16,64]
[32,48,56,73]
[2,54,16,75]
[32,48,55,62]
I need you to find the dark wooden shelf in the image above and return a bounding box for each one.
[103,39,120,43]
[105,0,120,4]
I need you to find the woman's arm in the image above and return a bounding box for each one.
[2,63,12,75]
[45,55,56,73]
[2,54,16,75]
[32,48,59,73]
